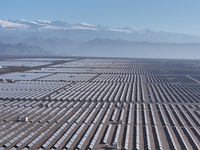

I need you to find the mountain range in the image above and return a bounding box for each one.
[0,42,52,55]
[1,19,200,58]
[1,19,200,43]
[72,38,200,59]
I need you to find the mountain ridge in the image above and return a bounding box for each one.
[71,38,200,59]
[1,19,200,43]
[1,38,200,59]
[0,42,53,55]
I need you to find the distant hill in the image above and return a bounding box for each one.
[21,37,80,55]
[1,39,200,59]
[71,38,200,59]
[0,42,53,55]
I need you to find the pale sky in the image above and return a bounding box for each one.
[1,0,200,35]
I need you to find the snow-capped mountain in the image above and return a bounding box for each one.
[1,19,200,43]
[0,19,132,33]
[0,19,29,29]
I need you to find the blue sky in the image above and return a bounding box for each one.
[1,0,200,35]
